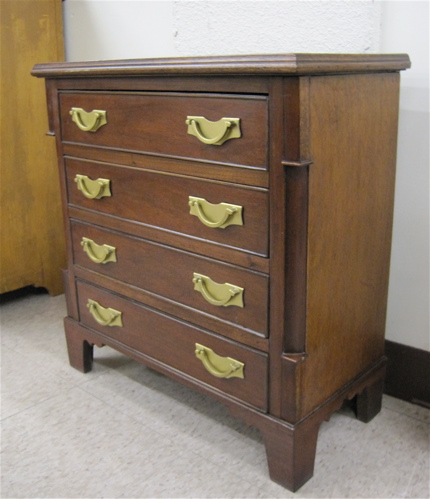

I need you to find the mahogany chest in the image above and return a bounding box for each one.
[32,54,410,491]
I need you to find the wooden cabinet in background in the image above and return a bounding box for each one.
[1,0,65,295]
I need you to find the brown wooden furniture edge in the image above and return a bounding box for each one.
[32,53,411,78]
[63,313,387,490]
[11,279,426,410]
[9,283,429,408]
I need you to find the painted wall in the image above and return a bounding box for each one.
[380,1,429,351]
[63,1,383,60]
[62,0,429,351]
[172,1,381,55]
[63,1,174,60]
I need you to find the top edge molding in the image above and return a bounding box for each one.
[32,53,411,78]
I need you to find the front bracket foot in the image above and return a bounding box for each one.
[64,317,94,373]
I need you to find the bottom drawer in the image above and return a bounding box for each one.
[76,280,268,411]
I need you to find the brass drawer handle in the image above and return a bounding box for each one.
[87,299,123,327]
[81,237,117,264]
[192,272,244,308]
[75,174,111,200]
[185,116,241,145]
[188,196,243,229]
[70,107,107,132]
[195,343,244,379]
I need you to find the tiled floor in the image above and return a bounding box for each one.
[1,290,429,499]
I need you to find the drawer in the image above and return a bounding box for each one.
[71,221,269,337]
[76,280,268,411]
[60,92,268,168]
[66,158,269,257]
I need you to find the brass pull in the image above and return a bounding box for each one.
[185,116,241,145]
[195,343,244,379]
[87,299,123,327]
[193,273,244,308]
[188,196,243,229]
[75,174,111,200]
[70,107,107,132]
[81,237,117,264]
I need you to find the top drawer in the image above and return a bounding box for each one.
[59,92,268,169]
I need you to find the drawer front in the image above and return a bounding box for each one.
[60,92,268,168]
[66,158,269,257]
[76,280,268,411]
[71,221,269,337]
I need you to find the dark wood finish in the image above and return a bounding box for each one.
[384,340,430,406]
[60,92,268,168]
[354,375,385,423]
[33,54,409,491]
[63,143,269,188]
[229,356,387,492]
[280,354,307,422]
[64,309,387,492]
[76,280,269,410]
[262,416,320,491]
[72,266,269,352]
[64,317,94,373]
[267,76,287,418]
[282,76,311,355]
[66,158,269,257]
[300,73,401,419]
[47,75,271,95]
[68,205,270,275]
[32,53,411,78]
[71,220,269,337]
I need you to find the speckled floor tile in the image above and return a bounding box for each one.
[1,293,130,385]
[326,408,429,498]
[405,451,430,499]
[79,356,430,498]
[383,393,430,423]
[1,345,73,420]
[120,448,268,499]
[2,387,194,498]
[79,357,225,431]
[79,361,284,491]
[1,292,429,498]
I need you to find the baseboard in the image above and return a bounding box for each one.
[384,340,430,408]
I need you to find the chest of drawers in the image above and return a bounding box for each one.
[32,53,410,491]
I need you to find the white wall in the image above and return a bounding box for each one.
[380,1,429,351]
[172,1,381,55]
[63,1,174,60]
[62,0,429,351]
[63,0,383,60]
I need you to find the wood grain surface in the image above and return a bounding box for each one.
[76,279,269,411]
[1,0,65,294]
[66,157,269,257]
[301,73,400,417]
[70,220,269,337]
[36,53,408,491]
[60,92,268,168]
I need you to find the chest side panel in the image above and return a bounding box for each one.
[301,72,400,417]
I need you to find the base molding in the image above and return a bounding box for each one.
[384,340,430,407]
[64,317,387,492]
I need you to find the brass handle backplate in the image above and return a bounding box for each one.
[185,116,241,145]
[188,196,243,229]
[75,174,111,200]
[195,343,244,379]
[87,299,123,327]
[193,272,244,308]
[81,237,117,264]
[70,107,107,132]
